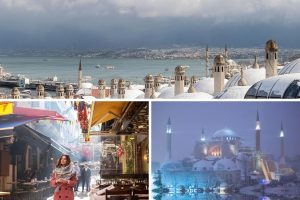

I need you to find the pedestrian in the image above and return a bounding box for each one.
[73,161,81,191]
[50,155,77,200]
[81,164,91,192]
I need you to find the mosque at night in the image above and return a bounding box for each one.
[153,111,297,196]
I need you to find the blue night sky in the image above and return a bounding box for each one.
[151,101,300,163]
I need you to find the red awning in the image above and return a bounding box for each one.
[13,107,66,121]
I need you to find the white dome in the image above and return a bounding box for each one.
[157,86,189,99]
[279,58,300,75]
[227,59,237,66]
[213,158,239,171]
[213,128,238,138]
[130,84,144,90]
[171,92,213,99]
[193,159,214,171]
[81,82,93,89]
[245,73,300,99]
[194,77,228,95]
[216,86,251,99]
[160,161,184,172]
[124,89,144,99]
[225,68,266,89]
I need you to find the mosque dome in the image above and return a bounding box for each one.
[65,84,74,91]
[213,158,239,171]
[212,128,239,139]
[124,88,144,99]
[194,77,228,96]
[171,92,213,99]
[81,82,93,89]
[225,68,266,89]
[244,73,300,99]
[193,159,214,171]
[215,86,251,99]
[157,86,189,99]
[160,161,184,172]
[279,58,300,75]
[266,40,278,52]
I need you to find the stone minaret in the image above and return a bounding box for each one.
[98,79,106,99]
[213,55,225,94]
[205,45,209,78]
[279,122,286,167]
[117,79,125,99]
[166,117,172,161]
[110,79,118,99]
[174,65,187,96]
[36,84,45,99]
[188,76,196,93]
[252,55,259,69]
[265,40,278,78]
[56,84,65,99]
[11,87,20,99]
[150,87,156,99]
[65,84,74,99]
[224,44,228,61]
[154,74,162,92]
[238,67,248,86]
[255,110,261,171]
[78,59,82,89]
[144,74,154,99]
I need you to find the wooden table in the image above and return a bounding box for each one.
[0,192,10,200]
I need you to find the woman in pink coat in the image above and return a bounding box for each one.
[51,155,77,200]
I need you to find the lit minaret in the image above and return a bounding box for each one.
[201,128,205,142]
[166,117,172,161]
[265,40,278,78]
[279,122,286,166]
[78,59,82,89]
[255,109,261,171]
[205,45,209,78]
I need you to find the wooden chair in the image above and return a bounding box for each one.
[105,188,132,200]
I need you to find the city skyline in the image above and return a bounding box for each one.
[152,102,300,163]
[1,0,300,49]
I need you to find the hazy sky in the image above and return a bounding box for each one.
[151,102,300,163]
[1,0,300,49]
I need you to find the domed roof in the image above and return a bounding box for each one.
[81,82,93,89]
[225,68,266,89]
[65,84,74,91]
[213,158,239,171]
[279,58,300,75]
[111,79,118,85]
[245,73,300,99]
[36,84,44,91]
[56,84,64,91]
[171,92,213,99]
[194,77,228,96]
[213,128,238,138]
[214,55,225,65]
[215,86,251,99]
[160,161,184,172]
[266,39,278,52]
[11,87,20,94]
[144,74,154,82]
[175,65,188,74]
[157,86,189,99]
[124,88,144,99]
[193,159,214,171]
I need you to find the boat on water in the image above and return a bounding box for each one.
[95,65,115,70]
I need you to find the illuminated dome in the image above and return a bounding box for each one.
[213,158,239,171]
[160,161,184,172]
[279,58,300,75]
[245,73,300,99]
[212,128,239,140]
[193,159,214,171]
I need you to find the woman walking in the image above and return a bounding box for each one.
[51,155,77,200]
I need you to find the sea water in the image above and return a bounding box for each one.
[0,56,257,85]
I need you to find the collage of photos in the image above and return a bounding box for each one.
[1,1,300,200]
